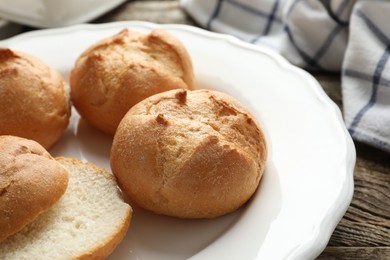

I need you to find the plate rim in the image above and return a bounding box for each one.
[0,21,356,259]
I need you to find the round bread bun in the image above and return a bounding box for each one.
[111,89,267,218]
[70,28,195,135]
[0,135,69,242]
[0,157,132,259]
[0,48,70,149]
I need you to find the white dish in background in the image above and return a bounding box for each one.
[0,21,355,260]
[0,0,126,28]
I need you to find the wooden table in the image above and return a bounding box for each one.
[14,0,389,259]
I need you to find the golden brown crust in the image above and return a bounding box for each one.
[70,28,195,135]
[0,135,69,242]
[111,89,267,218]
[0,48,70,149]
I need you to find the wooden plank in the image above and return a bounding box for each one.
[318,74,389,252]
[327,145,390,249]
[318,247,390,260]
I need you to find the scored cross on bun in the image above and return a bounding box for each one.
[111,89,267,219]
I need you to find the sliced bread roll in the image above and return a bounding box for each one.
[0,135,69,242]
[0,157,132,259]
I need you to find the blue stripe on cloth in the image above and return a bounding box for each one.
[251,0,281,43]
[285,24,339,71]
[344,69,390,87]
[312,24,344,63]
[320,0,349,25]
[284,26,320,69]
[356,9,390,45]
[348,45,390,135]
[206,0,223,30]
[348,9,390,135]
[284,0,344,71]
[262,0,281,35]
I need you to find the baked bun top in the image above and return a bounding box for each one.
[0,135,69,242]
[0,48,70,149]
[111,89,267,218]
[70,28,195,135]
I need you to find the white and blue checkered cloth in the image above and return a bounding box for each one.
[181,0,390,153]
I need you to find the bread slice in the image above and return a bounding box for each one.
[0,157,132,259]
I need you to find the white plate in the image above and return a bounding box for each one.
[0,21,355,260]
[0,0,126,28]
